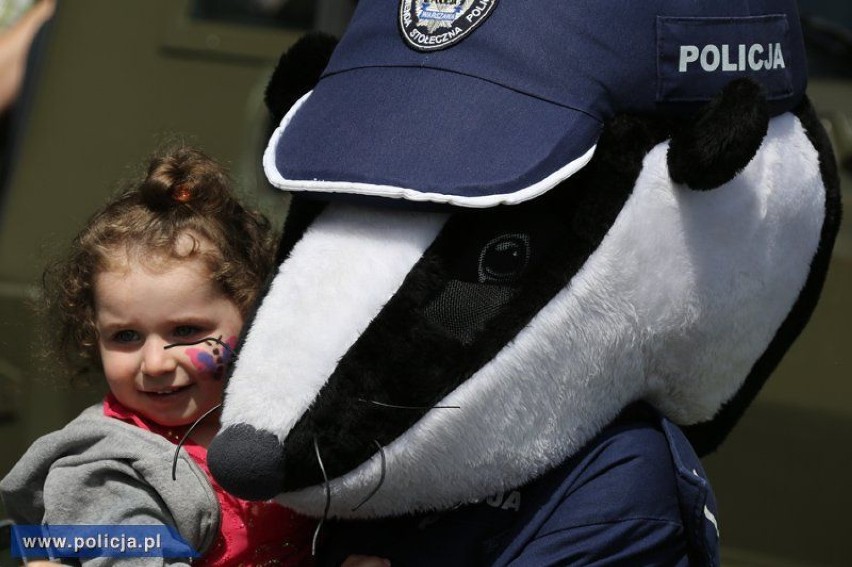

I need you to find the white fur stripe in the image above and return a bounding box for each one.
[262,91,597,208]
[220,203,448,437]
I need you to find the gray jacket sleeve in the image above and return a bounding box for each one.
[1,406,219,566]
[42,455,216,566]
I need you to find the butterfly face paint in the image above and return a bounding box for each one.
[184,336,238,380]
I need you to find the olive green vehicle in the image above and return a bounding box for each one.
[0,1,849,565]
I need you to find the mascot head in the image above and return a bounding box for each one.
[207,0,841,520]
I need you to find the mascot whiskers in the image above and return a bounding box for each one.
[208,0,841,564]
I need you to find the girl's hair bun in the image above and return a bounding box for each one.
[139,146,229,211]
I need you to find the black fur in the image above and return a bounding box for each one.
[274,195,328,266]
[684,97,842,455]
[264,32,339,125]
[667,79,769,191]
[278,115,674,490]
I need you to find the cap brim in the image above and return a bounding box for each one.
[264,67,602,208]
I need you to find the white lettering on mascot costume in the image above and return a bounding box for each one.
[208,0,841,565]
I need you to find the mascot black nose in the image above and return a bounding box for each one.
[207,424,286,501]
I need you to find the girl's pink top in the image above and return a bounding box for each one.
[103,394,315,566]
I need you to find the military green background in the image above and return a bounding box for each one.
[0,1,849,565]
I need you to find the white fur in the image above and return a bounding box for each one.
[263,91,597,208]
[220,203,448,436]
[262,113,825,518]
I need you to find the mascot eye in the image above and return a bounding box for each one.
[478,234,531,284]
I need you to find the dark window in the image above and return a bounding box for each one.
[798,0,852,78]
[191,0,316,30]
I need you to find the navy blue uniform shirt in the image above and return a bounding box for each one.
[318,404,720,566]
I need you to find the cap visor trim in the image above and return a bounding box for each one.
[264,91,597,209]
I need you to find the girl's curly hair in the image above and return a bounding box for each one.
[42,146,277,377]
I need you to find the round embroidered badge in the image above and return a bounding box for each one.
[399,0,499,52]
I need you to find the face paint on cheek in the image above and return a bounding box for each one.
[186,336,238,380]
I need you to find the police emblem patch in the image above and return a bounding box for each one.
[399,0,499,51]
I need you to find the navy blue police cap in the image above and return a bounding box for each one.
[264,0,807,208]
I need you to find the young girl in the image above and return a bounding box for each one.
[0,146,315,565]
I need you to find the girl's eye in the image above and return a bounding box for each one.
[113,330,140,343]
[173,325,202,339]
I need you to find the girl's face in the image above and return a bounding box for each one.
[94,252,243,430]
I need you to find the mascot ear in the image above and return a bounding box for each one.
[667,78,770,191]
[264,32,339,124]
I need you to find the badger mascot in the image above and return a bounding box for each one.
[207,0,841,565]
